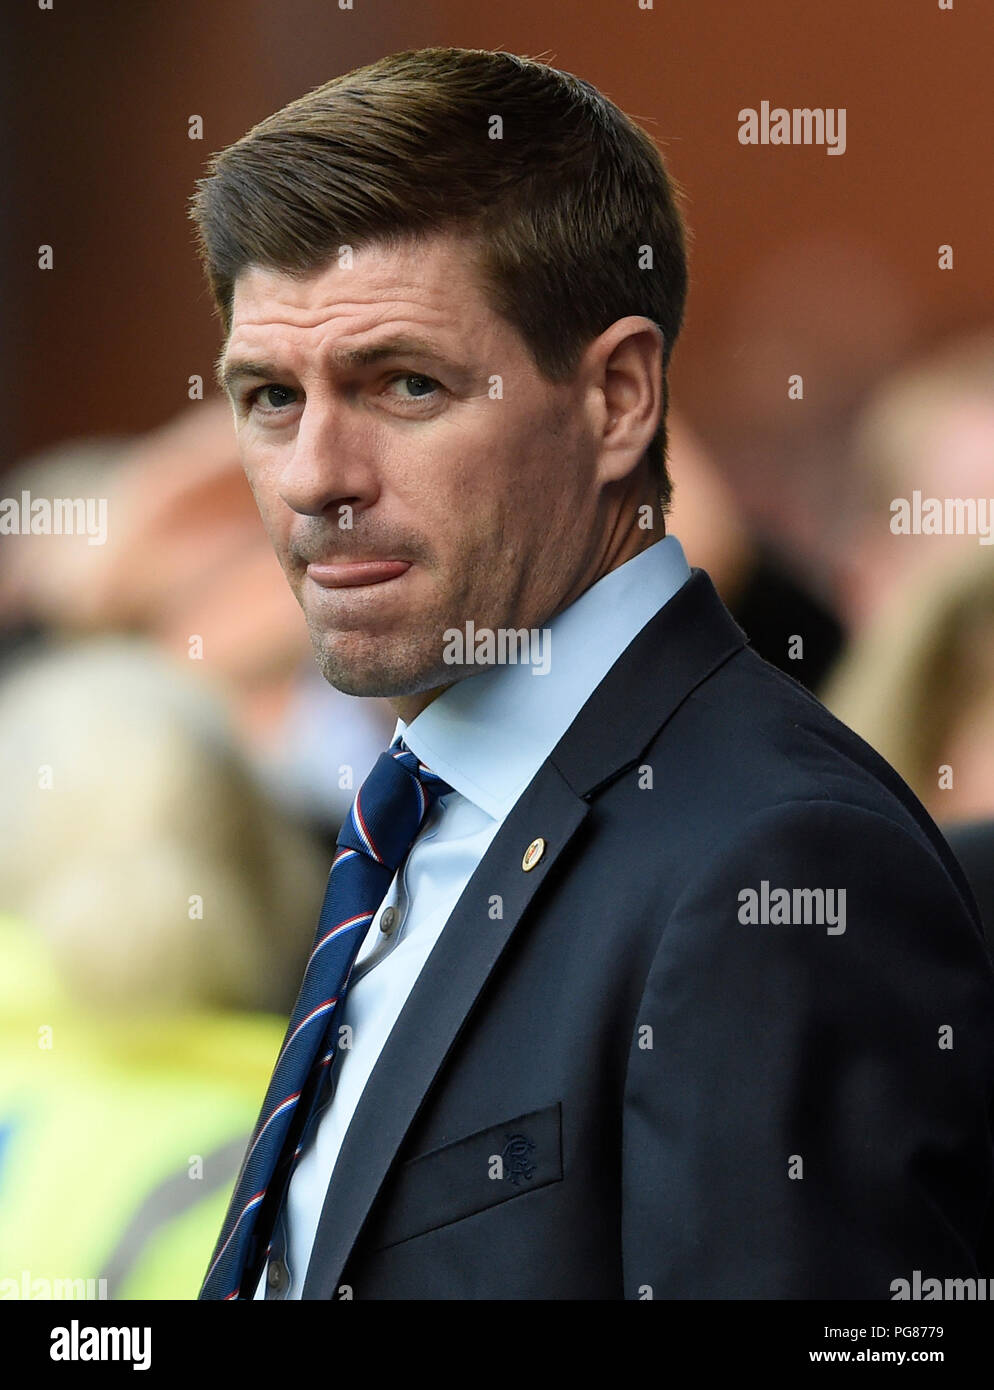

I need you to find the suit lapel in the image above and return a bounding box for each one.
[301,568,747,1297]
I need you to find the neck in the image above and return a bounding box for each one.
[390,683,452,725]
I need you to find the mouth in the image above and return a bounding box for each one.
[305,559,413,589]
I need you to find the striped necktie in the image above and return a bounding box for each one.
[199,737,453,1300]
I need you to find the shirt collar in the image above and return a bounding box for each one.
[394,533,691,820]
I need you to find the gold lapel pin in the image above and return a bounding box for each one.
[522,837,546,871]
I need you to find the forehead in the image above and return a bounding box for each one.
[227,231,495,347]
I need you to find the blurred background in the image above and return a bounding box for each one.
[1,0,992,1298]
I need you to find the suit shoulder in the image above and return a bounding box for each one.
[654,643,925,823]
[634,644,977,923]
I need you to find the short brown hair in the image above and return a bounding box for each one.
[188,46,689,510]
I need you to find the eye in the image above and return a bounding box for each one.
[244,383,299,413]
[384,373,442,405]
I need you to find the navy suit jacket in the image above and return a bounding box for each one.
[232,567,994,1299]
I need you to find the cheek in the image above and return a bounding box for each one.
[241,449,282,512]
[468,402,574,496]
[239,447,267,502]
[242,474,292,559]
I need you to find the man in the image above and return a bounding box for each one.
[190,46,994,1300]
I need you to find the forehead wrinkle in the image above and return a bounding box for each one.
[230,242,484,334]
[225,299,495,388]
[230,282,456,350]
[224,247,506,390]
[231,285,466,336]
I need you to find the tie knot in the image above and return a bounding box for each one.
[336,739,453,872]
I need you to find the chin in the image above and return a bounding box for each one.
[311,634,451,701]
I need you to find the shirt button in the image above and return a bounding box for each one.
[267,1260,288,1291]
[379,906,399,935]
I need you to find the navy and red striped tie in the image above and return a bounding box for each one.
[199,738,453,1300]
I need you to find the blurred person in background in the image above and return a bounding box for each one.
[825,549,994,828]
[824,549,994,946]
[833,330,994,637]
[0,638,330,1297]
[667,410,844,690]
[678,235,915,632]
[0,436,133,670]
[822,332,994,944]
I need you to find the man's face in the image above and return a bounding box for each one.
[222,230,609,700]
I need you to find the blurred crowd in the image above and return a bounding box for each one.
[1,325,992,1297]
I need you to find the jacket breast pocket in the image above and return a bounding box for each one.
[363,1101,564,1252]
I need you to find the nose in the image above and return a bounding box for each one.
[277,392,379,518]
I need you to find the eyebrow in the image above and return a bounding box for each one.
[215,336,470,397]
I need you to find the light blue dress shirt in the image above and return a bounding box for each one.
[255,533,691,1298]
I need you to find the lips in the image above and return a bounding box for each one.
[305,559,412,589]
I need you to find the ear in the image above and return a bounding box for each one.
[582,316,665,486]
